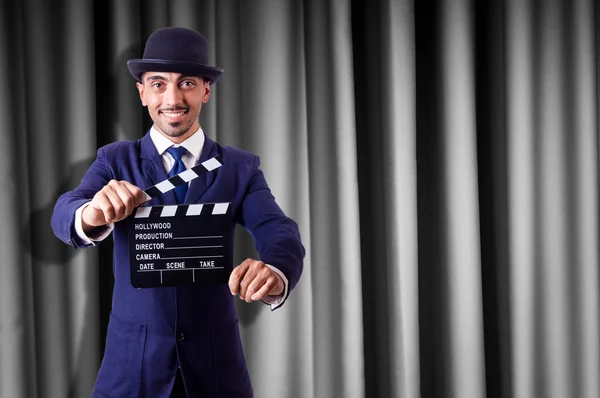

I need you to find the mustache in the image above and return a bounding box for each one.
[159,107,189,112]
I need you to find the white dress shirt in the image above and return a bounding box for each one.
[75,126,288,308]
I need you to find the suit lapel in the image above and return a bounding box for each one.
[140,132,178,205]
[185,134,220,204]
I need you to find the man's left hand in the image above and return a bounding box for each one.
[229,258,284,303]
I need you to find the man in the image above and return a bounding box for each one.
[51,27,304,398]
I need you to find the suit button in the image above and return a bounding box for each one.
[177,333,185,342]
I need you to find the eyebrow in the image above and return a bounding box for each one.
[145,75,168,82]
[177,76,200,82]
[145,74,200,83]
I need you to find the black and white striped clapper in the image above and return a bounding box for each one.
[142,156,223,202]
[128,202,233,288]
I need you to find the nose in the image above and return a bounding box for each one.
[164,83,183,108]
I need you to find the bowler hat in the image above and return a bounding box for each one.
[127,27,223,84]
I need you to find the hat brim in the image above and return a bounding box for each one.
[127,59,223,84]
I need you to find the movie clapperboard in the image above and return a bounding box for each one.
[126,156,233,288]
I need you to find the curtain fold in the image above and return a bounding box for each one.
[0,2,37,397]
[1,0,599,397]
[354,0,420,396]
[437,0,486,396]
[304,0,365,396]
[504,1,537,397]
[571,2,600,397]
[378,0,420,397]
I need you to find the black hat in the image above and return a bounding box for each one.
[127,27,223,84]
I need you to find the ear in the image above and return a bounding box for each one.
[202,81,211,103]
[136,82,147,106]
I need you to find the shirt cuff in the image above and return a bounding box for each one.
[262,264,289,310]
[75,202,114,245]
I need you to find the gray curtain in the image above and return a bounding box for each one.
[0,0,598,397]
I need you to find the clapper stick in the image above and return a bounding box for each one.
[141,155,223,203]
[134,203,230,218]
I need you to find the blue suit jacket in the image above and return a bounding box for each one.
[51,132,304,398]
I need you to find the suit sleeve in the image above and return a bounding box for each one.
[51,147,114,248]
[238,156,305,303]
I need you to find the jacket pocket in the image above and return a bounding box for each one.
[93,313,147,398]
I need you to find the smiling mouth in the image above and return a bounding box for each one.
[161,110,188,118]
[161,111,187,119]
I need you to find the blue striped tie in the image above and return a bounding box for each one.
[167,146,188,203]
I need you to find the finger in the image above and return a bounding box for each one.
[111,186,133,218]
[113,183,137,217]
[121,181,147,207]
[250,277,278,302]
[229,259,252,295]
[93,191,115,223]
[135,188,149,206]
[244,267,272,302]
[103,184,127,221]
[238,265,261,300]
[244,276,266,303]
[109,181,141,220]
[85,195,111,226]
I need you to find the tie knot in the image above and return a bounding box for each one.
[167,146,187,161]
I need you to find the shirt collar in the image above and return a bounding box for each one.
[149,126,205,161]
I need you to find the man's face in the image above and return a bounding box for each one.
[136,72,210,143]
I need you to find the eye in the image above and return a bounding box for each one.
[151,82,163,89]
[180,80,195,88]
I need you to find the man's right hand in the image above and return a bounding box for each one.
[81,180,147,233]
